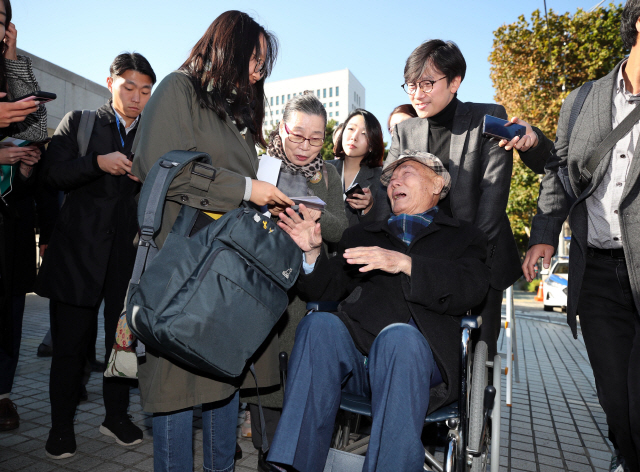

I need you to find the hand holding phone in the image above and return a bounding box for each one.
[345,183,365,198]
[482,115,526,141]
[10,91,57,104]
[0,97,39,128]
[497,117,539,152]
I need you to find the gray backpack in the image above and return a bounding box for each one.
[126,150,302,378]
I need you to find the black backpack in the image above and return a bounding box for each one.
[126,150,303,378]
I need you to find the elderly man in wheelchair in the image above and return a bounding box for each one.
[268,151,494,472]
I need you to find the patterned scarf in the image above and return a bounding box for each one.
[388,206,439,246]
[267,131,323,181]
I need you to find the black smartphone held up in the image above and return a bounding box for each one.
[345,183,365,198]
[10,91,57,104]
[482,114,526,141]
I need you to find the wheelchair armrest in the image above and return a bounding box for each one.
[306,301,340,312]
[461,315,482,330]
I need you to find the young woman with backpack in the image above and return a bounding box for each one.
[131,10,292,472]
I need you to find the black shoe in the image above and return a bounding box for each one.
[235,442,242,460]
[45,430,76,459]
[37,343,53,357]
[0,398,19,431]
[258,449,288,472]
[100,415,143,446]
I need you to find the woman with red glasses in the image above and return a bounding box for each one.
[243,90,347,471]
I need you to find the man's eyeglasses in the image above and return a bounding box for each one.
[284,123,324,147]
[401,76,447,95]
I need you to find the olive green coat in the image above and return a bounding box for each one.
[242,163,348,408]
[131,72,280,413]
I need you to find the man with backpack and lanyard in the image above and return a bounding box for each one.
[524,2,640,470]
[35,53,155,459]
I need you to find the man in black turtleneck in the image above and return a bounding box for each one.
[386,39,552,356]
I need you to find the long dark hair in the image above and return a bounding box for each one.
[180,10,278,147]
[334,108,385,168]
[387,104,417,132]
[0,0,12,95]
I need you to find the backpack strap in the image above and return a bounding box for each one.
[567,81,593,144]
[130,150,213,284]
[77,110,97,157]
[580,99,640,187]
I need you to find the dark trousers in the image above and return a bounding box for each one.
[49,254,132,433]
[578,250,640,472]
[473,286,503,358]
[269,312,438,472]
[249,404,280,450]
[0,295,26,395]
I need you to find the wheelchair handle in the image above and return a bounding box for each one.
[279,352,288,374]
[484,385,496,413]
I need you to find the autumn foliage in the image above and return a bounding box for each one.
[489,4,627,253]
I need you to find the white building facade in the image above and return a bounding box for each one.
[262,69,365,135]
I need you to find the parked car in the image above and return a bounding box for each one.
[541,258,569,312]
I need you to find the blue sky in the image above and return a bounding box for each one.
[18,0,611,142]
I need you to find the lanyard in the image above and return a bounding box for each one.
[114,112,126,148]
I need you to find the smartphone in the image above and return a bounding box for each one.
[345,183,365,198]
[10,91,57,104]
[482,115,526,141]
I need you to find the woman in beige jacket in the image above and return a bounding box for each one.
[131,11,291,472]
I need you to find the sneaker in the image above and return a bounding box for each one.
[240,410,252,438]
[45,430,76,459]
[37,343,53,357]
[610,450,626,472]
[235,441,242,460]
[0,398,19,431]
[100,415,143,446]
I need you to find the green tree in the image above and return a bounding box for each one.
[322,119,337,160]
[489,3,626,254]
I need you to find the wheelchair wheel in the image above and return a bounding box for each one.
[468,340,489,471]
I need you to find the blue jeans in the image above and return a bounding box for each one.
[152,391,239,472]
[269,312,440,472]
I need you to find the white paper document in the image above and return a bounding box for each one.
[291,196,326,211]
[256,154,281,186]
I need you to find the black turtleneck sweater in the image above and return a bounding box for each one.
[427,95,459,216]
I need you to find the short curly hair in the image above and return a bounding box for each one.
[621,0,640,50]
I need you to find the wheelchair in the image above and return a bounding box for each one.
[305,302,501,472]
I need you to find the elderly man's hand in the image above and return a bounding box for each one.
[344,246,412,276]
[278,204,322,263]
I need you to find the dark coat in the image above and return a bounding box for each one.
[326,160,391,225]
[529,60,640,338]
[388,103,550,290]
[297,210,491,414]
[35,103,140,307]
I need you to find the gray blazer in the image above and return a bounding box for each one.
[529,60,640,337]
[326,160,391,226]
[388,102,525,290]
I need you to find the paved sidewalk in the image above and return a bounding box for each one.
[0,292,614,471]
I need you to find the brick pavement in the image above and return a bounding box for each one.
[0,293,614,471]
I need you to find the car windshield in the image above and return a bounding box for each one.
[553,263,569,275]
